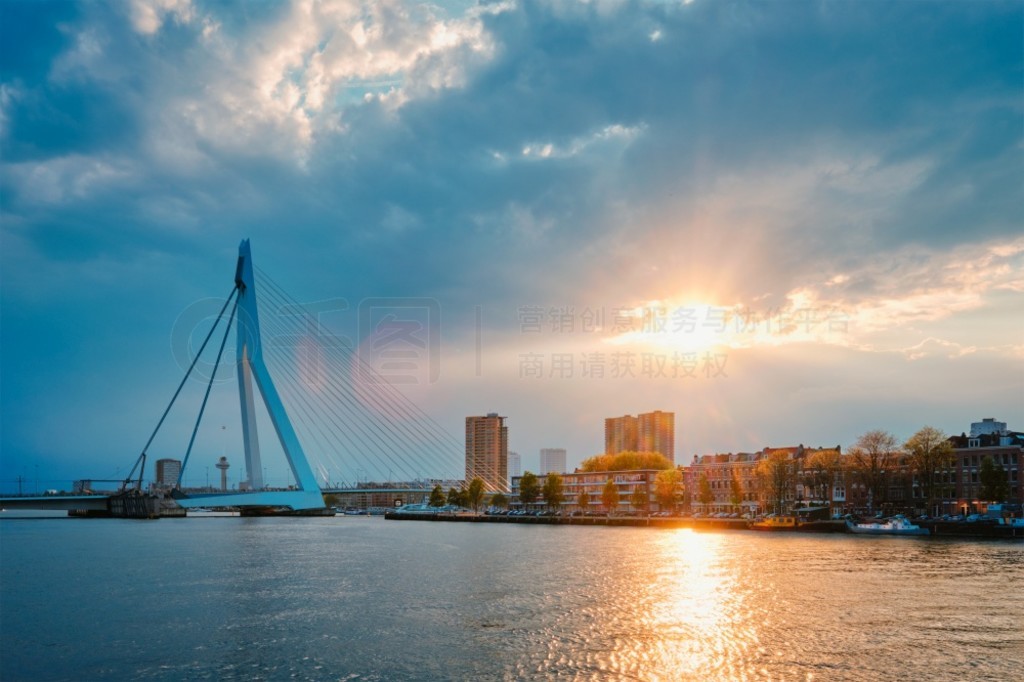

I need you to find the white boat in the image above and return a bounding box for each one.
[846,514,929,536]
[392,503,439,515]
[187,508,240,517]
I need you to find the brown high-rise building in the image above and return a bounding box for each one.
[638,410,675,463]
[605,415,638,455]
[465,413,509,492]
[605,411,675,463]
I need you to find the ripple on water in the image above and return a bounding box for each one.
[0,519,1021,681]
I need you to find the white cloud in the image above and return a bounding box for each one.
[0,82,19,139]
[4,154,136,205]
[519,123,645,160]
[599,236,1024,360]
[170,0,506,162]
[128,0,196,35]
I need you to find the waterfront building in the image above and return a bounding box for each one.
[154,458,182,489]
[465,413,509,492]
[510,469,662,513]
[605,410,675,463]
[684,445,848,516]
[539,448,566,474]
[949,420,1023,514]
[684,451,766,515]
[508,451,522,479]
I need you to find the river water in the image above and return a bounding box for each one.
[1,515,1021,681]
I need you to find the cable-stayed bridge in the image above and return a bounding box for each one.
[3,240,504,516]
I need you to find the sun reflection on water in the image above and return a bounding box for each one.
[637,529,763,681]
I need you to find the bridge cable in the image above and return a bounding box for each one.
[253,269,471,486]
[178,292,240,486]
[254,283,431,485]
[137,286,238,483]
[253,272,468,484]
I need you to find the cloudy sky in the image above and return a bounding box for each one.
[2,0,1021,490]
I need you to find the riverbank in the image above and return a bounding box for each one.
[384,511,1024,539]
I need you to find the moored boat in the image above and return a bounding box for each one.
[846,514,929,536]
[750,515,798,531]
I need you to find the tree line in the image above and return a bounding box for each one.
[419,425,1013,515]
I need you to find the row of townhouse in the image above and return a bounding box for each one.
[505,421,1023,517]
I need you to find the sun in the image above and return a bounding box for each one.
[607,299,736,355]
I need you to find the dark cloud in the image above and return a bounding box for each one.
[1,0,1021,479]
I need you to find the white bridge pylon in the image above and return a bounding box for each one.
[175,240,325,510]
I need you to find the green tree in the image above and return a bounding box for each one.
[729,471,743,512]
[905,426,954,514]
[697,473,713,510]
[756,450,795,515]
[429,484,446,507]
[323,493,341,509]
[489,492,508,509]
[630,485,648,513]
[519,471,541,509]
[447,487,466,508]
[466,477,486,511]
[978,456,1010,503]
[602,478,619,514]
[580,451,673,472]
[542,472,565,511]
[849,430,898,509]
[654,468,682,512]
[577,489,591,513]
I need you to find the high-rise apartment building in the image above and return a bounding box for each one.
[638,410,675,463]
[605,415,638,455]
[155,458,182,489]
[508,451,522,479]
[605,411,675,463]
[465,413,509,492]
[539,448,567,474]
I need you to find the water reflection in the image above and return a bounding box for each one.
[2,519,1021,681]
[640,530,757,681]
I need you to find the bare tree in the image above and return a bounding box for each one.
[905,426,954,515]
[802,449,842,506]
[756,451,795,515]
[849,430,898,510]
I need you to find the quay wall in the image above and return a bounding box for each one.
[384,512,1024,539]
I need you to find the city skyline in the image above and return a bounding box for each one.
[1,1,1021,488]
